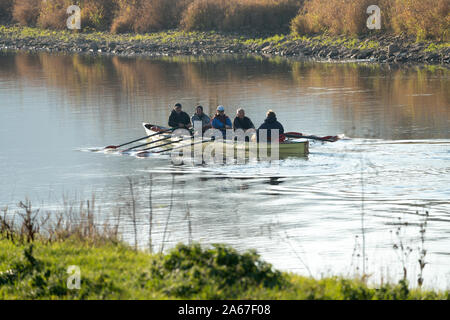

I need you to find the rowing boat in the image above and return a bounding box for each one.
[142,123,309,158]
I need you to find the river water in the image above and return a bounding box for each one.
[0,52,449,289]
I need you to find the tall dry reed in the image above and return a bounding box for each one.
[80,0,118,31]
[135,0,193,33]
[181,0,303,33]
[3,0,448,39]
[12,0,40,27]
[0,197,121,245]
[37,0,72,29]
[291,0,448,40]
[291,0,379,36]
[390,0,449,41]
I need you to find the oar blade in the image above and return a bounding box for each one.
[285,132,340,142]
[104,145,118,150]
[103,127,176,152]
[136,151,153,158]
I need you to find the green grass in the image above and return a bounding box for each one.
[424,42,450,53]
[0,26,238,47]
[0,239,448,300]
[1,26,448,56]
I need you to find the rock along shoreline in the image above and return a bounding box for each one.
[0,26,449,65]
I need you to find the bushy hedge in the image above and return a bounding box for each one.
[12,0,40,27]
[111,0,192,34]
[2,0,448,40]
[389,0,449,41]
[290,0,449,40]
[291,0,376,36]
[181,0,303,33]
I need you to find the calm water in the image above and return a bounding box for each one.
[0,52,449,289]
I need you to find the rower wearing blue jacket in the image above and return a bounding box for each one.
[211,105,232,137]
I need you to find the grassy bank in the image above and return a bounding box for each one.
[1,199,449,300]
[1,25,448,55]
[0,0,448,40]
[1,239,448,300]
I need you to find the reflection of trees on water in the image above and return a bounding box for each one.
[0,52,448,139]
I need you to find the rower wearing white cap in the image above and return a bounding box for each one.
[211,105,232,137]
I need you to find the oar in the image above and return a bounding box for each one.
[121,135,174,153]
[136,137,213,157]
[285,132,339,142]
[134,132,198,155]
[104,128,175,150]
[155,138,214,154]
[137,138,184,153]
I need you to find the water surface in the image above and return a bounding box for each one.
[0,52,449,289]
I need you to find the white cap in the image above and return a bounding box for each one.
[217,105,225,112]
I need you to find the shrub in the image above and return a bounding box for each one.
[37,0,72,30]
[8,0,119,30]
[81,0,117,31]
[134,0,193,33]
[110,0,140,33]
[151,243,285,298]
[181,0,303,34]
[4,0,448,41]
[110,0,193,34]
[290,0,377,36]
[390,0,449,41]
[181,0,226,31]
[0,0,14,23]
[12,0,41,27]
[291,0,449,40]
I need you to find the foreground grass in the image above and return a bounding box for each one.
[0,239,448,300]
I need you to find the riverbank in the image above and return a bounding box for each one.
[1,26,449,64]
[0,200,447,300]
[1,238,448,300]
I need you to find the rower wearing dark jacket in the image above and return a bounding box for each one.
[168,103,192,129]
[233,108,255,132]
[257,110,285,142]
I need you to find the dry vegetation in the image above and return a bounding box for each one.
[388,0,449,41]
[12,0,40,26]
[290,0,449,40]
[80,0,117,31]
[180,0,302,33]
[111,0,193,33]
[37,0,73,30]
[0,0,448,39]
[291,0,377,36]
[0,198,120,245]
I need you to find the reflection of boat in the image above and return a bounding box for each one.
[142,123,309,158]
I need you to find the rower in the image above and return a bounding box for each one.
[191,105,212,133]
[256,110,286,143]
[233,108,255,132]
[211,105,232,137]
[168,103,192,129]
